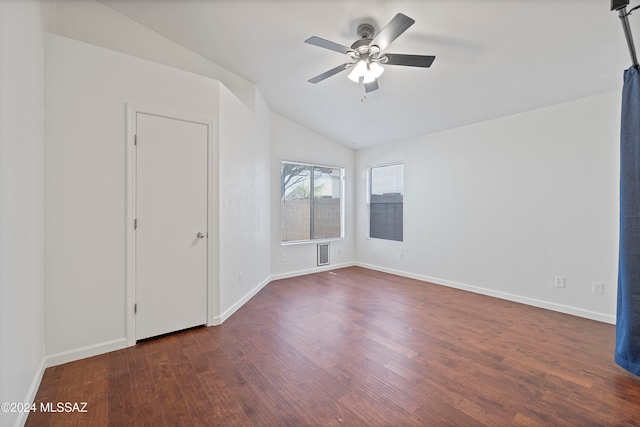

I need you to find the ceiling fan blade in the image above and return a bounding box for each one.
[305,36,352,54]
[384,54,436,68]
[364,79,379,93]
[308,63,350,83]
[370,13,415,51]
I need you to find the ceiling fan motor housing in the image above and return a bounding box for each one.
[351,24,380,61]
[356,23,375,40]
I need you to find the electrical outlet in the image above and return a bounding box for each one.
[399,252,404,261]
[593,282,604,294]
[555,276,565,288]
[281,253,287,263]
[239,272,243,283]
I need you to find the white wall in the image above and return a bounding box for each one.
[44,34,221,361]
[217,85,272,321]
[43,0,255,111]
[356,91,620,323]
[271,114,356,278]
[45,32,272,363]
[0,2,46,426]
[252,92,273,287]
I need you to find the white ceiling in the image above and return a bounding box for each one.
[99,0,637,149]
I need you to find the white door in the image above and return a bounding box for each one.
[135,113,208,341]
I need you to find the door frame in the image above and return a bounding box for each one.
[125,104,218,346]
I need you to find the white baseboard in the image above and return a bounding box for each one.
[13,358,46,427]
[356,262,616,324]
[45,338,127,368]
[270,261,356,281]
[214,276,272,324]
[18,261,613,427]
[215,262,356,323]
[40,260,613,386]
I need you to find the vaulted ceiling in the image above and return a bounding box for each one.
[99,0,637,149]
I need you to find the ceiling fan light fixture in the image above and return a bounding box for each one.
[369,61,384,78]
[348,59,368,82]
[363,74,376,84]
[348,59,384,83]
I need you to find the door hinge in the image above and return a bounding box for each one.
[134,218,138,229]
[134,134,138,145]
[134,303,137,314]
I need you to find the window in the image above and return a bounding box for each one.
[369,163,403,241]
[281,161,344,242]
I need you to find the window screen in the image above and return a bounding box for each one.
[369,163,403,241]
[281,162,343,242]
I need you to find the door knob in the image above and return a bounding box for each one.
[197,232,206,239]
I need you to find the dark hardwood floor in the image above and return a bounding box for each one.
[27,266,640,426]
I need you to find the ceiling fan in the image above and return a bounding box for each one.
[305,13,435,94]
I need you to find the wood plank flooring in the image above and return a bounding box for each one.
[26,267,640,426]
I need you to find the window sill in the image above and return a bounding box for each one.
[281,237,344,246]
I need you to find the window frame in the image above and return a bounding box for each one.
[367,162,404,242]
[280,160,345,245]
